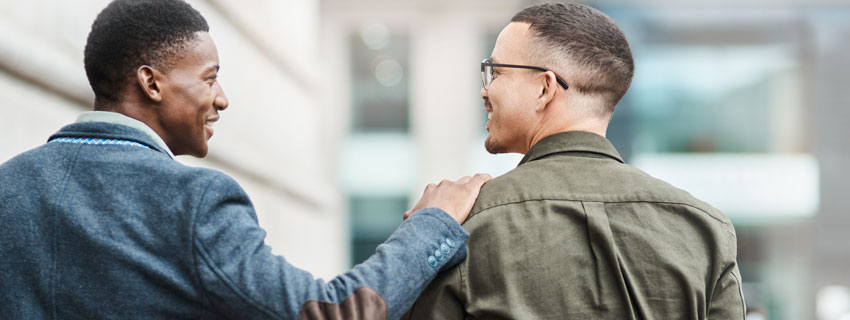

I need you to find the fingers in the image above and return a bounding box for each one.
[403,173,493,224]
[469,173,493,186]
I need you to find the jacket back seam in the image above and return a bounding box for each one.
[50,143,84,320]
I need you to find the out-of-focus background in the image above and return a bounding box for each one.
[1,0,848,318]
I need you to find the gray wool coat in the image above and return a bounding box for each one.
[0,121,468,319]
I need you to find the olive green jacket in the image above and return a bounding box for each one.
[403,131,745,320]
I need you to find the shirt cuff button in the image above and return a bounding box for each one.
[427,255,438,267]
[440,243,450,254]
[446,238,456,248]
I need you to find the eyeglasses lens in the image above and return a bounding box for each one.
[482,65,492,89]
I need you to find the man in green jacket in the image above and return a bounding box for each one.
[403,3,746,319]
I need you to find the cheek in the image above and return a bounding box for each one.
[493,80,529,109]
[492,92,535,130]
[188,86,213,113]
[490,90,519,119]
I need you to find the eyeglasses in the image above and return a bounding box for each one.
[481,59,568,90]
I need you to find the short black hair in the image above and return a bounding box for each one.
[84,0,209,107]
[512,3,633,112]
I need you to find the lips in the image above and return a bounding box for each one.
[204,115,219,138]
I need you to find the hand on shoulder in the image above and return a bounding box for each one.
[404,173,492,224]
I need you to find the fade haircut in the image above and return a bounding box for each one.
[84,0,209,108]
[512,3,634,114]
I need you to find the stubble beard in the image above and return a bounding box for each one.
[485,133,507,154]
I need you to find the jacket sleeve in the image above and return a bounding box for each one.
[190,173,469,320]
[707,262,747,320]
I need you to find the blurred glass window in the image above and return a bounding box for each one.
[349,195,407,266]
[350,25,410,132]
[626,44,804,154]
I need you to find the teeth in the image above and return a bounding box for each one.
[488,113,492,120]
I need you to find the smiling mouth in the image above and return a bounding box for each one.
[204,124,214,138]
[205,117,218,138]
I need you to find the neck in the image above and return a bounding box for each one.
[97,96,162,139]
[523,96,610,153]
[526,119,607,152]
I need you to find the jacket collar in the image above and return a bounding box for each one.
[518,131,624,166]
[48,121,174,159]
[74,111,175,158]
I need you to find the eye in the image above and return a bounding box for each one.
[206,75,217,86]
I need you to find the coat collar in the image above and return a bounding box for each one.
[48,121,174,159]
[518,131,624,166]
[74,111,175,158]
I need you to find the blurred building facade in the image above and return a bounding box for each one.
[1,0,849,319]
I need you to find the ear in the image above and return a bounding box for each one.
[535,71,558,112]
[136,65,162,103]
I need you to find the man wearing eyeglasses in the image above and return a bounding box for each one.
[403,3,746,319]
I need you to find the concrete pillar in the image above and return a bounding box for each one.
[410,13,483,189]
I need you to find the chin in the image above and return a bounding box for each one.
[484,136,507,154]
[182,144,209,158]
[195,146,209,158]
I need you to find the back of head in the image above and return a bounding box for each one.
[512,3,633,115]
[84,0,209,109]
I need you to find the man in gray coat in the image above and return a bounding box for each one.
[0,0,489,319]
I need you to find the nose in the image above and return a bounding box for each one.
[214,83,229,111]
[480,86,488,100]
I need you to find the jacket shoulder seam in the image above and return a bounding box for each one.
[191,174,283,320]
[470,198,730,226]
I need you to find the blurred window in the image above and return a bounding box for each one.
[350,24,410,132]
[625,44,804,154]
[349,195,407,266]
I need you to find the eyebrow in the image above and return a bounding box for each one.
[204,65,220,74]
[488,56,514,73]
